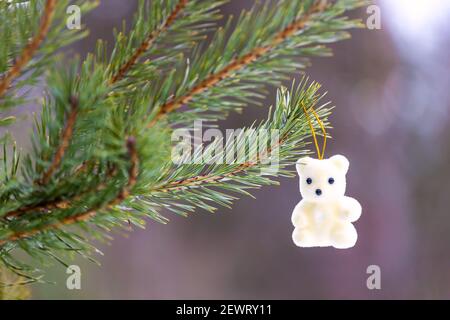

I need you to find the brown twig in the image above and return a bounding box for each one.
[0,137,139,246]
[154,163,254,193]
[147,0,328,127]
[3,199,71,220]
[0,0,57,98]
[37,96,79,185]
[109,0,188,84]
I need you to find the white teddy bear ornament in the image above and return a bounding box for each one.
[291,155,361,249]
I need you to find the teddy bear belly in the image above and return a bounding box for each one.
[307,210,338,245]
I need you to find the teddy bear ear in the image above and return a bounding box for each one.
[296,157,312,175]
[329,155,349,174]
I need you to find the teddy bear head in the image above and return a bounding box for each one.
[296,155,349,202]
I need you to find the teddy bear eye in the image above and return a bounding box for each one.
[306,178,312,185]
[328,177,335,185]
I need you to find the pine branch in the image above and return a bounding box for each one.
[0,0,56,98]
[149,0,327,126]
[4,165,118,220]
[0,0,97,133]
[37,95,79,185]
[0,0,366,283]
[0,136,138,246]
[106,0,224,90]
[153,140,284,194]
[152,128,291,193]
[146,0,366,126]
[138,80,331,217]
[109,0,188,84]
[42,0,191,178]
[0,79,322,254]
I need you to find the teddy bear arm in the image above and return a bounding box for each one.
[340,196,362,222]
[291,201,309,227]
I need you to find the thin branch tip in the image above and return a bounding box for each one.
[38,95,79,185]
[125,136,139,191]
[0,0,57,98]
[110,0,188,84]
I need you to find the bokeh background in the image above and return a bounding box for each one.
[18,0,450,298]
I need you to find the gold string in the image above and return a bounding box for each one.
[302,103,327,160]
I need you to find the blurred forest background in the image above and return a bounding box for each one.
[7,0,450,299]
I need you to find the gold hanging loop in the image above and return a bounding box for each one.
[302,103,327,160]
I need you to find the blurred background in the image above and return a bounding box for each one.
[22,0,450,298]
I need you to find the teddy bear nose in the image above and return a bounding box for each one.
[315,189,322,196]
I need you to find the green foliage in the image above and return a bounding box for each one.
[144,80,331,218]
[146,0,367,126]
[0,0,97,122]
[107,0,225,88]
[0,0,367,286]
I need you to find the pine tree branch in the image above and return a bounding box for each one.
[0,137,138,246]
[148,0,328,127]
[0,0,56,98]
[56,0,188,176]
[140,81,331,218]
[0,0,366,281]
[4,165,118,220]
[155,137,287,193]
[37,95,79,185]
[109,0,188,84]
[153,163,252,193]
[3,199,66,220]
[152,136,286,193]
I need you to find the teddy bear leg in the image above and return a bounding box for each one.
[292,227,316,247]
[330,224,357,249]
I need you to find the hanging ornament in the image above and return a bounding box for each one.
[291,104,362,249]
